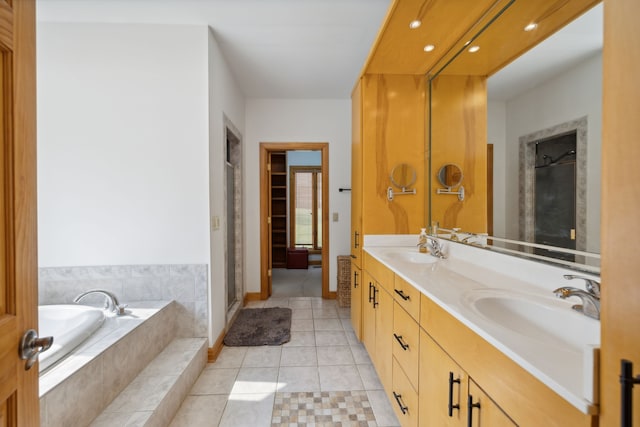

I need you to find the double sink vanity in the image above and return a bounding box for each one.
[353,234,599,426]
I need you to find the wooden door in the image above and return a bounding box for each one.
[0,0,39,425]
[419,330,466,426]
[468,380,516,427]
[600,0,640,425]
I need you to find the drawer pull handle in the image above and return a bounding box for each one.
[373,287,379,308]
[393,333,409,350]
[467,395,481,427]
[394,289,410,301]
[448,371,461,416]
[368,282,374,303]
[353,271,359,288]
[393,391,408,415]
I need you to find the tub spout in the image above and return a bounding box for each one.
[74,289,127,315]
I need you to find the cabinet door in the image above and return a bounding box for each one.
[350,263,362,340]
[362,271,376,357]
[419,330,466,426]
[350,81,363,267]
[375,286,394,392]
[468,379,516,427]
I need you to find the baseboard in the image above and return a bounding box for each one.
[328,291,337,299]
[243,292,262,305]
[207,330,225,363]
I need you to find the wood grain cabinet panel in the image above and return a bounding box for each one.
[392,302,420,391]
[364,253,394,293]
[391,358,419,427]
[350,263,362,341]
[393,275,421,321]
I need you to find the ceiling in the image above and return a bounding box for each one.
[36,0,391,99]
[36,0,602,101]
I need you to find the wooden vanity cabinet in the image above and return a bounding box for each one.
[419,329,515,427]
[350,262,362,340]
[362,253,394,392]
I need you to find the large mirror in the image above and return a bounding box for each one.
[428,0,602,272]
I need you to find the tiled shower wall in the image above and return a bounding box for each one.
[38,264,208,338]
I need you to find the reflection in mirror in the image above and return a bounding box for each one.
[437,164,463,188]
[428,0,602,272]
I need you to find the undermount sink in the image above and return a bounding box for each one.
[461,288,600,351]
[385,251,438,264]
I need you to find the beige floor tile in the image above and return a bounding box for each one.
[350,343,373,365]
[290,318,315,331]
[318,365,364,391]
[312,306,339,319]
[367,389,401,426]
[317,345,355,366]
[290,308,313,319]
[288,298,313,309]
[214,346,247,368]
[231,367,279,394]
[313,318,344,331]
[168,395,227,427]
[283,330,316,347]
[358,363,384,390]
[242,346,282,368]
[277,366,321,392]
[315,330,348,346]
[280,346,318,366]
[218,393,275,427]
[190,368,238,395]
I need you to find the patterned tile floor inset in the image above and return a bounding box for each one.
[271,390,377,426]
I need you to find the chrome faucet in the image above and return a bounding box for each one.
[418,236,446,259]
[553,275,601,320]
[74,289,128,315]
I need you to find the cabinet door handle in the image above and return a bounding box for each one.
[393,391,408,415]
[373,287,379,308]
[621,359,640,427]
[368,282,374,303]
[354,231,360,248]
[393,333,409,350]
[467,395,481,427]
[394,289,410,301]
[353,271,359,288]
[448,372,461,416]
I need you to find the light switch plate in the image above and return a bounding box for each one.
[332,212,339,222]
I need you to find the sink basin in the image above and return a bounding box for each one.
[461,288,600,351]
[385,251,438,264]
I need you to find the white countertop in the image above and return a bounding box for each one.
[363,235,600,414]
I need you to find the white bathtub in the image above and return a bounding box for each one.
[38,304,105,372]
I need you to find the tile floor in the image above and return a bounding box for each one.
[169,296,400,426]
[271,267,323,298]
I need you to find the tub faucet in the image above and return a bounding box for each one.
[74,289,127,315]
[553,275,601,320]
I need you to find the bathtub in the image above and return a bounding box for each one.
[38,304,105,372]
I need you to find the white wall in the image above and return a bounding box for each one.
[487,100,507,237]
[245,99,352,293]
[502,52,602,252]
[207,28,246,344]
[37,23,211,266]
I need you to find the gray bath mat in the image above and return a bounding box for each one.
[223,307,292,346]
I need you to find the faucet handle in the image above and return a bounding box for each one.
[563,274,600,297]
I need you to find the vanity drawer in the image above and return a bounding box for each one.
[364,252,394,292]
[393,302,420,391]
[391,357,419,427]
[394,275,421,321]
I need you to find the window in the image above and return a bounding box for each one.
[290,166,322,250]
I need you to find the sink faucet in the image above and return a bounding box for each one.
[418,235,446,259]
[553,275,601,320]
[74,289,128,315]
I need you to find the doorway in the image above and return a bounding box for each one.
[259,143,330,299]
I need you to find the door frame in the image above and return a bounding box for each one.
[259,142,330,299]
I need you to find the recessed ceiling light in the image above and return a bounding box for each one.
[409,20,421,29]
[524,23,538,31]
[423,44,435,52]
[468,46,480,53]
